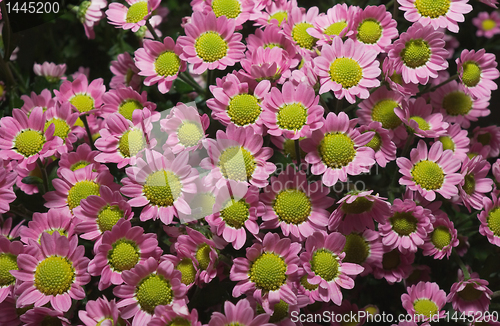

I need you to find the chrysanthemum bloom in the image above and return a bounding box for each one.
[261,81,324,140]
[110,52,142,91]
[381,57,419,97]
[19,209,75,245]
[478,194,500,247]
[314,37,380,103]
[161,253,199,290]
[456,49,499,99]
[401,282,447,323]
[397,0,472,33]
[455,156,494,211]
[106,0,160,32]
[33,62,66,82]
[302,112,375,187]
[447,270,493,313]
[0,107,60,169]
[307,4,357,46]
[20,307,71,326]
[207,72,270,134]
[0,237,23,303]
[358,121,397,168]
[342,229,384,277]
[101,87,157,121]
[373,248,415,284]
[149,305,201,326]
[397,141,462,201]
[260,166,332,241]
[230,232,301,313]
[79,297,126,326]
[0,167,16,214]
[114,257,187,326]
[177,11,246,74]
[387,23,448,85]
[350,5,398,53]
[467,142,491,161]
[240,47,292,84]
[283,7,320,55]
[20,89,57,115]
[421,215,459,259]
[0,216,23,240]
[395,97,448,139]
[473,11,500,38]
[44,103,82,155]
[471,125,500,158]
[253,0,297,27]
[432,124,469,163]
[201,123,275,188]
[55,74,106,115]
[75,0,107,39]
[208,299,273,326]
[11,232,90,312]
[290,59,318,89]
[88,219,161,290]
[0,296,22,326]
[134,37,186,94]
[329,190,392,234]
[204,0,259,28]
[58,143,106,172]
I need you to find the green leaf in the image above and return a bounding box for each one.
[21,176,43,185]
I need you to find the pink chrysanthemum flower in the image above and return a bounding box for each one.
[204,0,258,28]
[33,62,66,82]
[290,59,318,89]
[114,257,187,326]
[307,4,357,46]
[101,87,157,121]
[110,52,142,91]
[260,166,333,241]
[76,0,107,39]
[473,11,500,38]
[161,253,199,290]
[44,103,82,155]
[106,0,160,32]
[314,37,380,103]
[55,74,106,115]
[373,248,415,284]
[208,299,273,326]
[201,123,275,188]
[240,47,292,84]
[401,281,447,323]
[230,232,301,313]
[88,219,161,290]
[253,0,296,28]
[0,107,60,169]
[395,97,448,138]
[433,123,469,162]
[149,305,201,326]
[456,49,499,99]
[350,5,398,53]
[447,270,493,314]
[0,296,23,326]
[421,214,458,259]
[282,7,320,55]
[177,11,246,74]
[455,156,494,211]
[398,0,472,33]
[11,232,90,312]
[20,89,57,115]
[382,57,419,97]
[471,125,500,158]
[342,229,384,276]
[300,231,363,305]
[58,143,106,172]
[79,297,127,326]
[19,209,75,245]
[0,216,23,240]
[0,167,16,214]
[134,37,186,94]
[397,140,462,201]
[478,194,500,247]
[302,112,375,187]
[329,190,392,234]
[358,121,397,168]
[387,23,448,85]
[20,307,71,326]
[261,81,324,140]
[0,237,23,303]
[160,103,210,154]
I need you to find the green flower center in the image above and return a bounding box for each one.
[126,1,148,23]
[477,132,491,146]
[227,94,261,126]
[343,233,370,265]
[195,32,228,63]
[212,0,241,19]
[382,250,400,270]
[176,258,196,285]
[283,138,306,160]
[458,283,483,301]
[482,19,496,31]
[0,253,17,286]
[442,91,472,116]
[15,129,45,157]
[311,249,339,281]
[461,61,482,87]
[431,225,451,250]
[155,52,181,77]
[292,22,317,50]
[462,173,476,195]
[269,11,288,26]
[67,180,100,210]
[136,274,173,315]
[70,94,94,113]
[276,103,308,131]
[263,43,282,50]
[487,207,500,236]
[45,118,70,140]
[70,160,91,171]
[329,57,363,89]
[300,275,319,291]
[390,212,418,236]
[357,19,382,44]
[413,299,439,318]
[273,189,312,225]
[250,252,287,291]
[390,72,404,85]
[324,21,347,36]
[195,244,212,270]
[364,132,382,152]
[220,198,250,229]
[108,239,140,272]
[119,100,143,121]
[34,256,75,295]
[268,300,289,323]
[177,121,203,148]
[45,229,67,238]
[143,170,182,207]
[318,133,356,169]
[218,146,256,181]
[371,100,401,129]
[439,136,455,151]
[415,0,450,18]
[409,116,430,131]
[97,205,124,233]
[119,129,145,158]
[167,317,191,326]
[411,160,444,190]
[401,39,431,69]
[341,196,374,215]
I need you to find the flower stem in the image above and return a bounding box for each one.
[81,114,96,151]
[179,72,206,96]
[452,250,470,280]
[335,98,343,114]
[492,290,500,299]
[295,139,301,171]
[386,0,395,9]
[145,20,161,42]
[36,158,49,194]
[416,74,459,96]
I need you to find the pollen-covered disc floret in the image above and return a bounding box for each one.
[0,237,23,303]
[456,49,500,99]
[307,4,357,46]
[283,7,319,55]
[55,74,105,115]
[422,216,459,259]
[401,281,447,322]
[105,0,160,32]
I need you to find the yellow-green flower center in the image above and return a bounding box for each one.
[269,11,288,26]
[45,118,70,140]
[119,129,145,158]
[70,161,91,171]
[461,61,482,87]
[415,0,450,18]
[227,94,261,126]
[108,239,140,272]
[411,160,444,190]
[283,138,306,160]
[195,244,212,270]
[409,116,430,131]
[300,275,319,291]
[458,283,483,301]
[371,99,401,129]
[268,300,289,323]
[167,317,191,326]
[382,249,400,270]
[273,189,311,225]
[413,299,439,318]
[357,19,382,44]
[487,207,500,236]
[462,173,476,195]
[70,94,94,113]
[250,252,287,291]
[276,103,308,131]
[0,253,17,286]
[155,52,181,77]
[443,91,472,116]
[176,258,196,285]
[311,249,339,281]
[119,100,143,121]
[477,132,491,146]
[439,136,455,151]
[218,146,256,181]
[143,170,182,207]
[391,72,404,85]
[15,129,45,157]
[136,274,173,315]
[95,318,114,326]
[212,0,241,19]
[329,57,363,89]
[292,22,317,50]
[220,198,250,229]
[482,19,496,31]
[126,1,148,23]
[97,205,124,232]
[401,39,431,69]
[390,212,418,236]
[177,121,203,148]
[67,180,100,210]
[431,225,451,250]
[318,133,356,169]
[341,196,374,214]
[343,233,370,265]
[365,132,382,152]
[324,21,347,36]
[34,256,75,295]
[195,32,228,63]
